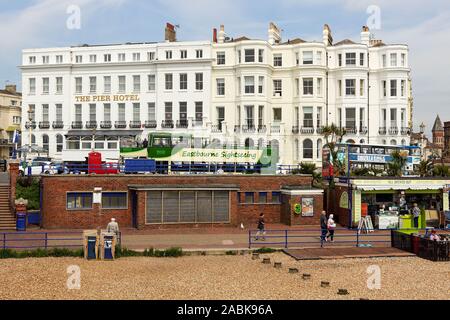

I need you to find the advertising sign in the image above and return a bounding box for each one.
[301,198,314,217]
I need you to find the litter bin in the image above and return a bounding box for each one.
[16,213,26,231]
[83,230,99,260]
[100,232,116,260]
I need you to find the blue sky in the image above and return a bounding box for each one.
[1,0,449,135]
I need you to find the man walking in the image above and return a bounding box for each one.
[320,211,328,247]
[412,203,421,229]
[254,213,266,241]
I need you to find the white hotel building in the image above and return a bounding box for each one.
[21,23,412,165]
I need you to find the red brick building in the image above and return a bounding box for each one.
[39,174,323,229]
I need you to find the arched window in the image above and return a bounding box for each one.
[390,139,397,146]
[56,134,63,153]
[245,138,254,148]
[303,139,313,159]
[317,139,323,159]
[31,134,36,145]
[42,134,49,152]
[382,139,387,145]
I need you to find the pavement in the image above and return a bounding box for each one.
[14,224,392,251]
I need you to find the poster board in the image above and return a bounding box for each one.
[301,198,314,217]
[353,190,362,224]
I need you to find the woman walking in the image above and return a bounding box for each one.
[327,214,336,243]
[254,213,266,241]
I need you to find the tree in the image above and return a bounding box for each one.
[433,164,450,177]
[415,160,433,177]
[292,162,322,187]
[387,150,407,177]
[322,124,346,177]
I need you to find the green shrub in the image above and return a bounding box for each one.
[163,247,183,257]
[16,177,40,210]
[254,247,277,254]
[225,250,238,255]
[0,248,84,259]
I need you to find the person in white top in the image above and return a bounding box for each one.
[326,214,337,243]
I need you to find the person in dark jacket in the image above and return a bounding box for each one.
[320,211,328,247]
[255,213,266,241]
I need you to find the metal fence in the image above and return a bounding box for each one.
[391,230,449,262]
[248,228,392,249]
[1,231,122,250]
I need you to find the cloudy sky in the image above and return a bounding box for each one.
[0,0,449,135]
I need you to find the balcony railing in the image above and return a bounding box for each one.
[39,121,50,129]
[71,121,83,129]
[359,126,368,134]
[176,120,188,129]
[144,120,157,129]
[211,124,223,133]
[389,127,399,135]
[86,121,98,129]
[129,121,142,129]
[292,126,299,134]
[242,125,256,133]
[100,121,112,129]
[52,121,64,129]
[271,125,281,134]
[258,125,267,134]
[301,126,314,134]
[161,120,174,129]
[379,127,387,135]
[401,127,411,135]
[115,121,127,129]
[345,127,357,134]
[25,121,36,129]
[316,126,324,134]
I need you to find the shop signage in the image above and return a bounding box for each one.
[354,179,450,187]
[301,198,314,217]
[75,94,140,103]
[353,190,362,224]
[339,192,349,209]
[294,203,301,215]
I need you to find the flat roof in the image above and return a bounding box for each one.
[128,184,240,191]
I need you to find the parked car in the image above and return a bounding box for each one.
[19,161,59,176]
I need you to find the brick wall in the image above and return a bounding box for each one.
[281,193,323,226]
[41,174,313,229]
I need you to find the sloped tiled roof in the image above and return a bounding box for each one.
[432,115,444,132]
[281,38,306,45]
[334,39,356,46]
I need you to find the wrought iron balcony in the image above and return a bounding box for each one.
[345,127,357,134]
[25,121,36,129]
[389,127,399,135]
[292,126,299,134]
[211,124,222,133]
[242,125,256,133]
[176,120,188,129]
[144,120,157,129]
[115,121,127,129]
[39,121,50,129]
[71,121,83,129]
[161,120,174,129]
[257,125,267,134]
[271,125,281,134]
[52,121,64,129]
[86,121,98,129]
[301,126,314,134]
[379,127,387,135]
[401,127,411,135]
[129,121,142,129]
[100,121,112,129]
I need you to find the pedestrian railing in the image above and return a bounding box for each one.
[391,230,449,262]
[1,231,122,250]
[248,228,392,249]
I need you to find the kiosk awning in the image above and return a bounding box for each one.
[357,185,443,191]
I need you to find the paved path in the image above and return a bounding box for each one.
[284,247,415,260]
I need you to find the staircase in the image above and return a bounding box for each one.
[0,173,15,230]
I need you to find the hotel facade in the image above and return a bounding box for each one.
[21,23,412,165]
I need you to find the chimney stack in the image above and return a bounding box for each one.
[165,23,177,42]
[213,28,218,43]
[323,24,333,46]
[5,84,16,94]
[361,25,371,46]
[218,25,225,43]
[268,22,281,45]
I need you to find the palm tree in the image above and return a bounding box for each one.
[292,162,322,187]
[416,160,433,177]
[322,124,347,177]
[387,150,407,177]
